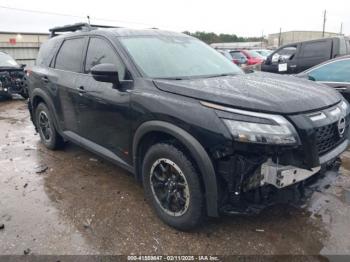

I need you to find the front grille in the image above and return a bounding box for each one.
[315,122,342,155]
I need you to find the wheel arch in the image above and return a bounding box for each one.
[31,89,62,134]
[132,120,219,217]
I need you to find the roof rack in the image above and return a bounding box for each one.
[49,22,119,37]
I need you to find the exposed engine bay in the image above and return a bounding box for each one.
[0,67,28,99]
[217,152,342,216]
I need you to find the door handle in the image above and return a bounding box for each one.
[41,76,49,83]
[78,86,87,94]
[335,87,347,91]
[290,65,297,68]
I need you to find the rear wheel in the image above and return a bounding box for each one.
[35,103,64,150]
[142,143,204,230]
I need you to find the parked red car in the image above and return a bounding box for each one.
[229,50,248,66]
[240,50,264,65]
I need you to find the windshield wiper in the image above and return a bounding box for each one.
[205,73,237,78]
[154,77,187,80]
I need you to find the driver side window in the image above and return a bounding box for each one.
[272,46,297,63]
[309,59,350,82]
[85,37,126,81]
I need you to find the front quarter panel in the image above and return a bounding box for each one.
[130,79,232,155]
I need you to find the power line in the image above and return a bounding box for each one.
[0,5,160,28]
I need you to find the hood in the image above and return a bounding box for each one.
[153,72,342,114]
[0,66,23,72]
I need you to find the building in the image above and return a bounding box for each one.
[210,41,265,50]
[0,31,49,66]
[267,30,342,48]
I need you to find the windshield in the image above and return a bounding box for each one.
[0,52,19,67]
[120,36,243,79]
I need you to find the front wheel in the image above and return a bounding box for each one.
[142,143,204,230]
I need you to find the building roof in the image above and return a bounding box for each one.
[268,30,341,36]
[0,31,49,36]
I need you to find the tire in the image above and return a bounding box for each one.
[35,103,64,150]
[142,143,204,230]
[20,89,29,99]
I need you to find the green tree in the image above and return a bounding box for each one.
[182,31,263,44]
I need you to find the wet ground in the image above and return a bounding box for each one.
[1,98,350,256]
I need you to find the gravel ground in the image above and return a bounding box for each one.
[1,98,350,256]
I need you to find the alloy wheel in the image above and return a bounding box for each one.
[149,158,190,216]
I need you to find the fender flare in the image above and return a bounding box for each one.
[31,89,62,134]
[132,120,219,217]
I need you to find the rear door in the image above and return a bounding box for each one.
[296,39,333,73]
[51,37,87,133]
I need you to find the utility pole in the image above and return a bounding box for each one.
[278,28,282,47]
[261,30,264,48]
[322,10,326,37]
[340,22,343,35]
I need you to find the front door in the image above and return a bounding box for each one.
[262,45,298,74]
[75,36,132,164]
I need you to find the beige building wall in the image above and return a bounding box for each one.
[0,32,49,66]
[268,31,342,48]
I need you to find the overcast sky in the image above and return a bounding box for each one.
[0,0,349,37]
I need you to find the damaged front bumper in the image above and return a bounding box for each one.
[260,139,349,189]
[261,160,321,189]
[218,138,349,216]
[216,102,350,216]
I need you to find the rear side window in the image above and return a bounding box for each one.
[55,38,85,72]
[309,59,350,82]
[300,40,331,58]
[85,37,126,80]
[339,39,347,55]
[36,38,61,66]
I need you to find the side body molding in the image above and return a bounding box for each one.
[132,121,219,217]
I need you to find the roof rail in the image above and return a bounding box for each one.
[49,22,119,37]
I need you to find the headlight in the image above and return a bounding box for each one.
[200,101,300,145]
[340,100,348,112]
[223,119,298,144]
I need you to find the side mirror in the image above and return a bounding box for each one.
[308,75,316,81]
[91,63,119,85]
[20,64,26,69]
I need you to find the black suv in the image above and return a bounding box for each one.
[262,36,350,74]
[27,23,350,230]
